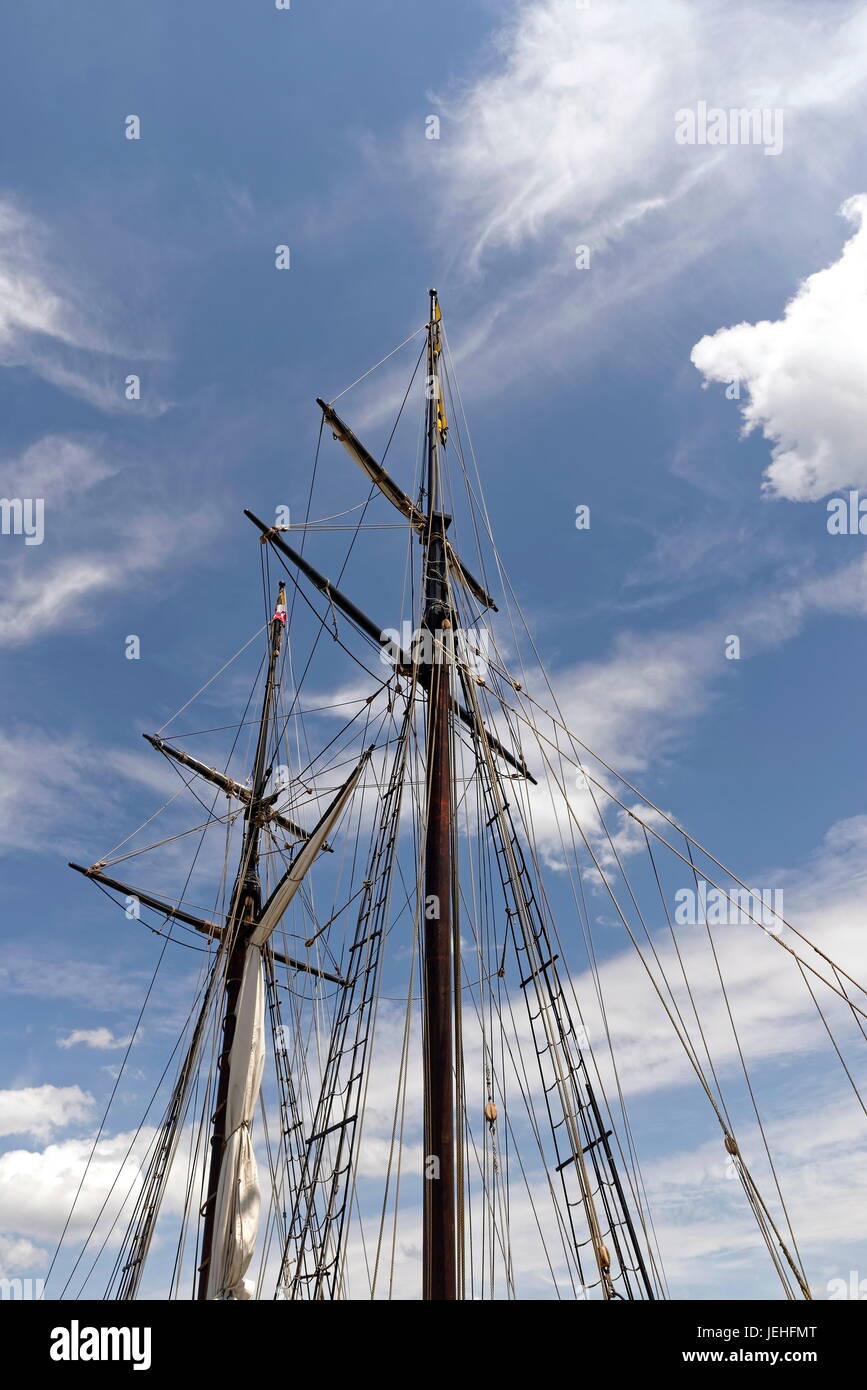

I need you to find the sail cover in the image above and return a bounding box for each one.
[206,946,265,1299]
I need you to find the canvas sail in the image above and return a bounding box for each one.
[206,948,265,1299]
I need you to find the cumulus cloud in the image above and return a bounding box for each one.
[0,1085,93,1142]
[0,1232,46,1276]
[691,194,867,500]
[0,1131,151,1249]
[0,1124,209,1263]
[57,1028,132,1051]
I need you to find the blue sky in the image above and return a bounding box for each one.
[2,0,867,1299]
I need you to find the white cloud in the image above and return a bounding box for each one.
[0,1232,46,1277]
[0,951,152,1013]
[640,1095,867,1295]
[691,195,867,500]
[57,1028,132,1051]
[0,1085,93,1142]
[427,0,713,268]
[570,846,867,1103]
[1,807,861,1296]
[0,1132,148,1250]
[0,435,115,503]
[0,1124,205,1260]
[0,436,116,648]
[0,199,168,413]
[0,558,115,645]
[457,547,867,876]
[425,2,867,262]
[0,202,83,351]
[342,0,867,428]
[0,726,172,855]
[0,459,220,646]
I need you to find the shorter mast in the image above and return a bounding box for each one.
[192,577,373,1299]
[196,582,287,1300]
[199,747,372,1299]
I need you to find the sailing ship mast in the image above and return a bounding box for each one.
[193,582,370,1299]
[420,289,457,1299]
[194,582,286,1299]
[56,290,867,1302]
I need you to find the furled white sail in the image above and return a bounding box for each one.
[206,947,265,1299]
[206,747,372,1297]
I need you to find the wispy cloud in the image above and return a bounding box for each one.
[420,0,867,268]
[571,817,867,1101]
[353,0,867,428]
[0,951,154,1013]
[0,435,116,502]
[0,198,170,414]
[501,547,867,836]
[0,718,189,856]
[0,432,221,646]
[641,1095,867,1294]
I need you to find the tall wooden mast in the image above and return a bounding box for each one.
[196,582,286,1300]
[421,289,457,1300]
